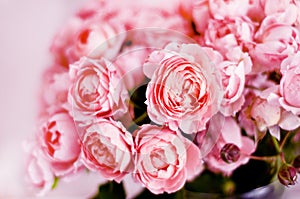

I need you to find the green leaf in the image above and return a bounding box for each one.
[185,170,226,194]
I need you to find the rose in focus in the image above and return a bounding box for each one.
[81,119,134,182]
[143,42,222,133]
[133,125,203,194]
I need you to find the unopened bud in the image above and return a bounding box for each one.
[220,143,240,164]
[278,164,297,186]
[293,155,300,173]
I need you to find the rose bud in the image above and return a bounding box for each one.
[278,164,297,186]
[293,155,300,173]
[220,143,241,164]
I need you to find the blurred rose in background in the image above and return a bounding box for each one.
[0,1,107,198]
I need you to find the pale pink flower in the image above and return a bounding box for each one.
[250,97,281,134]
[133,125,203,194]
[76,0,112,20]
[39,112,81,176]
[238,91,259,137]
[280,52,300,115]
[218,48,252,116]
[24,140,54,196]
[143,43,222,133]
[114,45,149,91]
[117,1,192,36]
[247,0,265,22]
[69,17,125,61]
[50,17,83,67]
[241,86,300,140]
[202,46,224,66]
[264,0,290,15]
[192,0,251,35]
[204,16,256,56]
[250,16,300,72]
[199,116,255,176]
[81,119,134,183]
[263,0,300,25]
[192,0,211,34]
[114,28,195,92]
[68,57,128,122]
[41,66,70,115]
[208,0,251,19]
[50,15,125,67]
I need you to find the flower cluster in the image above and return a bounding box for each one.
[25,0,300,197]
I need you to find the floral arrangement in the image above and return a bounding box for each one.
[25,0,300,198]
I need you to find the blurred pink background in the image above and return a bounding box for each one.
[0,0,299,198]
[0,0,106,198]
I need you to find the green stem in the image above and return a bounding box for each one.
[51,177,59,190]
[271,136,281,154]
[128,111,149,130]
[249,155,278,162]
[279,132,290,151]
[280,152,287,164]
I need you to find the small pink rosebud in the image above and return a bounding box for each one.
[278,164,297,186]
[220,143,240,164]
[292,155,300,173]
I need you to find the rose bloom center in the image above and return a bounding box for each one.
[158,57,209,116]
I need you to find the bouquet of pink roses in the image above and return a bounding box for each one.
[25,0,300,198]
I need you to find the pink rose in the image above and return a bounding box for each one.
[264,0,290,15]
[202,47,224,66]
[280,52,300,114]
[114,45,149,91]
[143,42,222,133]
[198,116,255,176]
[133,125,203,194]
[264,0,300,25]
[240,86,300,140]
[26,150,54,196]
[250,97,281,133]
[218,48,252,116]
[50,17,82,67]
[118,1,192,36]
[81,119,134,182]
[203,47,251,117]
[208,0,251,19]
[114,28,195,91]
[204,16,255,55]
[68,57,128,122]
[247,0,265,22]
[68,16,125,61]
[40,112,81,176]
[192,0,211,34]
[250,16,300,72]
[50,15,125,67]
[76,0,111,20]
[24,140,54,196]
[40,66,70,115]
[192,0,251,31]
[238,91,260,137]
